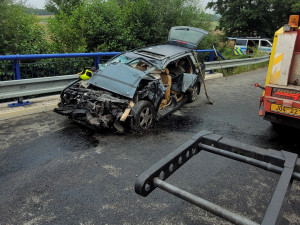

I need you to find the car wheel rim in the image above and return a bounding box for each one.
[191,85,198,101]
[139,107,153,128]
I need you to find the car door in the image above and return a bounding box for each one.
[235,39,247,55]
[168,26,208,49]
[259,40,272,54]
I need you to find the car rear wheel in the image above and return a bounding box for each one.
[188,82,200,103]
[130,100,155,132]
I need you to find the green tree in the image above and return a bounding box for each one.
[207,0,300,38]
[269,0,300,31]
[47,5,87,52]
[292,2,300,12]
[45,0,83,15]
[83,0,139,52]
[48,0,137,52]
[148,0,210,42]
[0,0,48,55]
[47,0,210,53]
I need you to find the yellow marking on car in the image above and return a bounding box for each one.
[234,47,243,55]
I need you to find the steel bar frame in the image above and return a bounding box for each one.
[154,178,259,225]
[198,143,300,180]
[135,130,299,225]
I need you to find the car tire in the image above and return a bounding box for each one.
[130,100,155,132]
[187,82,200,103]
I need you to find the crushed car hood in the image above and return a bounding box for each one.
[88,63,154,99]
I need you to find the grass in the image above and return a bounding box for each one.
[36,15,53,23]
[36,15,53,40]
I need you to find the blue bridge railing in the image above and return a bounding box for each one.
[0,52,119,81]
[0,50,225,82]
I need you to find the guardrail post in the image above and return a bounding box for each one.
[209,51,214,74]
[9,59,31,107]
[13,60,21,80]
[94,56,100,69]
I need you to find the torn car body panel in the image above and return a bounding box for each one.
[89,62,155,99]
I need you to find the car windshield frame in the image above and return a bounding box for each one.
[104,52,164,70]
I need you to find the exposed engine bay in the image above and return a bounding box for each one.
[55,73,167,132]
[56,81,129,128]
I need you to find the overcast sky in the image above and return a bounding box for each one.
[26,0,46,9]
[26,0,213,11]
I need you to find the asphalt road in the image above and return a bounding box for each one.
[0,68,299,225]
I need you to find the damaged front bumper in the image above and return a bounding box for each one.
[54,85,133,132]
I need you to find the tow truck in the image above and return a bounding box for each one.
[256,15,300,128]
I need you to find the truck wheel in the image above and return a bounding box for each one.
[130,100,155,132]
[187,82,200,103]
[271,121,283,129]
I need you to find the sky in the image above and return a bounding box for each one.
[26,0,213,11]
[26,0,46,9]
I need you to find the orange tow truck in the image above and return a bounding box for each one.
[257,15,300,128]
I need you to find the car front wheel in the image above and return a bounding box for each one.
[130,100,155,132]
[188,82,200,103]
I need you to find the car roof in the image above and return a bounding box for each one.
[235,37,271,40]
[135,44,190,59]
[119,44,192,70]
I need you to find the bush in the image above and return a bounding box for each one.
[0,1,48,55]
[47,0,210,53]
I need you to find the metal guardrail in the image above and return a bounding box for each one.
[0,75,78,100]
[205,55,269,70]
[0,54,269,101]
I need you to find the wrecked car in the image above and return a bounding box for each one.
[54,26,208,132]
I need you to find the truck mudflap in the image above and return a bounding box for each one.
[135,130,300,225]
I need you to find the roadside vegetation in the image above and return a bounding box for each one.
[0,1,49,55]
[1,0,300,63]
[207,0,300,38]
[36,15,53,23]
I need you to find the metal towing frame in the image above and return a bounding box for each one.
[135,130,300,225]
